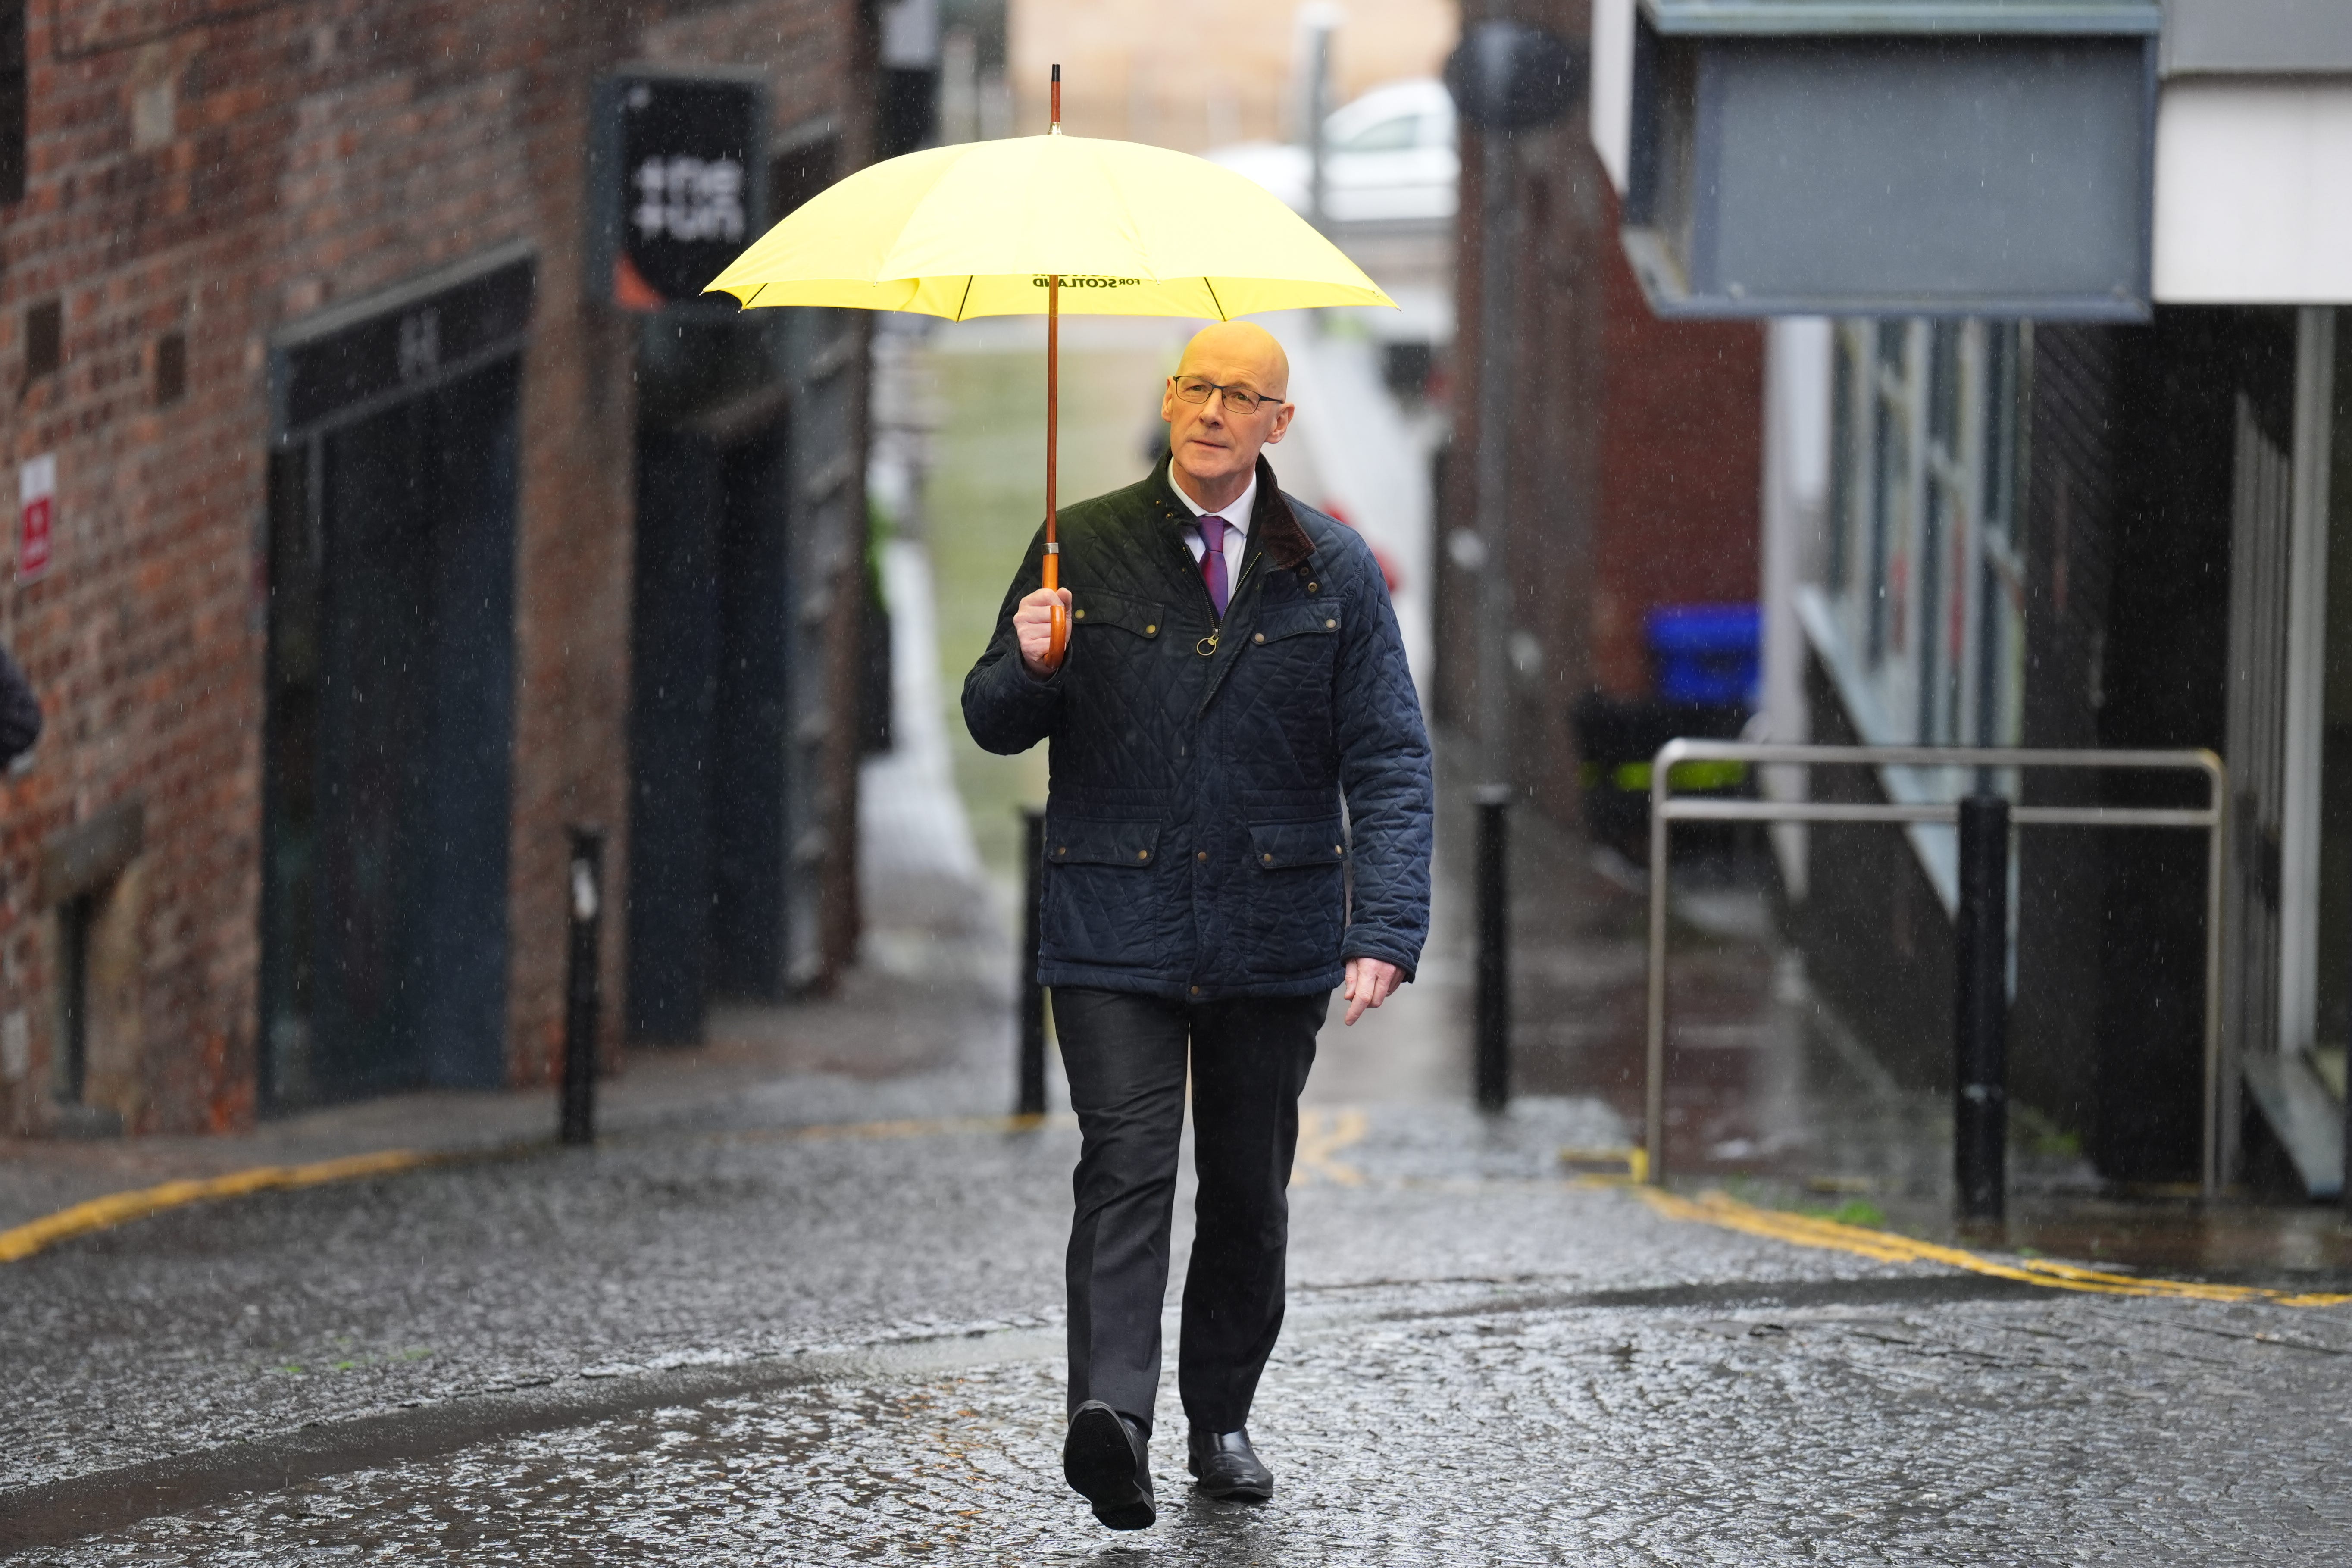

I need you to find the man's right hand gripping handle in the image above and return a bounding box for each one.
[1017,587,1073,678]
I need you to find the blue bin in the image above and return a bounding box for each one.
[1646,603,1760,707]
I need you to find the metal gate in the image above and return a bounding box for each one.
[1642,740,2227,1194]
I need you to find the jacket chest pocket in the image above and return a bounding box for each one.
[1070,590,1167,644]
[1242,601,1342,660]
[1228,599,1342,723]
[1048,816,1162,868]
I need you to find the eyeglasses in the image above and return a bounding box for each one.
[1173,376,1278,415]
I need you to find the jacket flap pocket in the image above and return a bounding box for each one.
[1248,818,1347,870]
[1251,601,1342,645]
[1050,817,1163,867]
[1070,589,1165,638]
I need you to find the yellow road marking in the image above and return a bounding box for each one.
[0,1114,1083,1265]
[1641,1187,2352,1308]
[0,1149,433,1265]
[1292,1107,1367,1187]
[13,1112,2335,1315]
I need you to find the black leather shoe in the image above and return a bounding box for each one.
[1063,1402,1155,1530]
[1187,1426,1274,1502]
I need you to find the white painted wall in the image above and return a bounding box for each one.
[2280,309,2336,1056]
[1589,0,1635,195]
[2155,79,2352,304]
[1758,318,1833,900]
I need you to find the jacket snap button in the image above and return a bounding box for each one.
[1334,845,1343,855]
[1190,985,1200,995]
[1261,852,1274,864]
[1195,850,1207,862]
[1252,632,1265,644]
[1137,849,1150,861]
[1307,581,1319,592]
[1056,846,1066,856]
[1145,624,1156,634]
[1074,608,1086,619]
[1324,618,1336,629]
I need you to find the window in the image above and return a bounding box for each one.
[0,0,22,206]
[1330,115,1421,155]
[25,297,59,379]
[1823,317,2027,756]
[154,330,186,407]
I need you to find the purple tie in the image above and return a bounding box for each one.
[1199,516,1229,617]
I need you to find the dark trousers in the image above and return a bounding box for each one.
[1053,986,1326,1435]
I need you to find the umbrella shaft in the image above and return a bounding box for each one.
[1042,269,1067,669]
[1046,275,1058,559]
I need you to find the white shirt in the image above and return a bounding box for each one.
[1167,466,1256,566]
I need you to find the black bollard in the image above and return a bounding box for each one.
[1018,807,1048,1117]
[1954,794,2009,1221]
[1474,785,1511,1112]
[560,825,605,1147]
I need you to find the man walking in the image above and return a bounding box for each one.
[963,320,1433,1530]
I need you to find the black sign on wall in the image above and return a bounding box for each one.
[589,69,771,312]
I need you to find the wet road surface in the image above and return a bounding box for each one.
[6,1095,2352,1563]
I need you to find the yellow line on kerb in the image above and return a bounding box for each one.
[0,1114,1083,1266]
[1640,1187,2352,1309]
[0,1149,433,1265]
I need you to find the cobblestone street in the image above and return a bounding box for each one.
[6,1094,2352,1562]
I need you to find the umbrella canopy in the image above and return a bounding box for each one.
[702,132,1397,319]
[705,94,1396,675]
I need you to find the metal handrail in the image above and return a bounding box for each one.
[1643,741,2228,1196]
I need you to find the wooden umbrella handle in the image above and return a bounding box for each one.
[1043,551,1067,667]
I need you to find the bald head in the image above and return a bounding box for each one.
[1176,321,1290,400]
[1162,321,1296,511]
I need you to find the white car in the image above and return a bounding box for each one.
[1205,79,1457,225]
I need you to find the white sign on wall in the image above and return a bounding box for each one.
[17,453,55,583]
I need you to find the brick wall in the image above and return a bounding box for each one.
[1590,200,1764,696]
[0,1,871,1133]
[1440,0,1761,825]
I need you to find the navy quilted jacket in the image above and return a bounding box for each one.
[962,454,1434,1000]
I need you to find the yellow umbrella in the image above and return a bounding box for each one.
[704,69,1395,668]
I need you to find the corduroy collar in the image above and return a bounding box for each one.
[1148,452,1314,572]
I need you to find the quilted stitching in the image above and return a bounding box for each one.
[962,454,1435,1000]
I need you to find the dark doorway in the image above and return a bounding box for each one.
[53,892,89,1103]
[627,338,796,1043]
[262,358,521,1102]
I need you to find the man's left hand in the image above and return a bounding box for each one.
[1341,958,1401,1026]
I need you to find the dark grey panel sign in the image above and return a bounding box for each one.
[2164,0,2352,73]
[1622,25,2155,319]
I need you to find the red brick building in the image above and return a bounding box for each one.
[1436,0,1761,821]
[0,2,875,1134]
